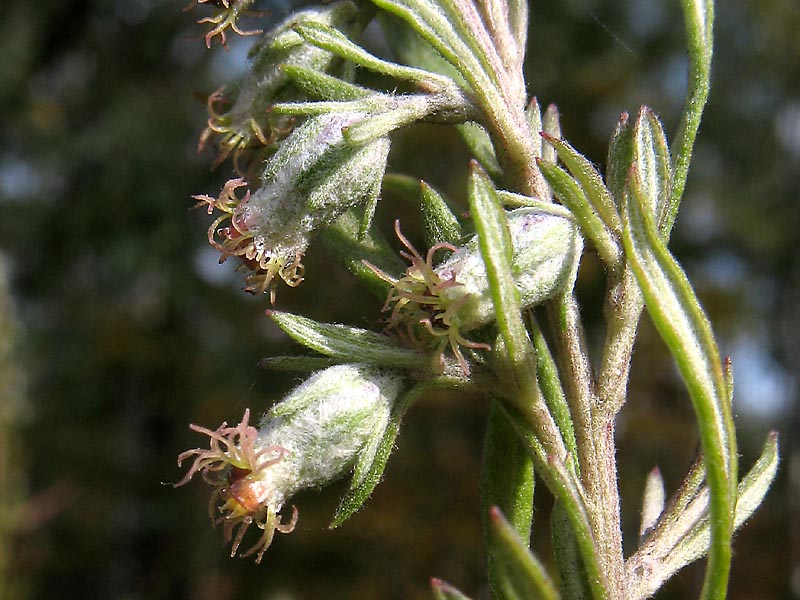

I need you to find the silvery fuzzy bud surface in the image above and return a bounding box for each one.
[375,207,582,373]
[436,207,582,329]
[199,0,365,164]
[195,111,390,300]
[175,364,403,563]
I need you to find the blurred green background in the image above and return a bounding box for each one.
[0,0,797,598]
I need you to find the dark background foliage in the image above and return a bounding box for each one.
[0,0,796,598]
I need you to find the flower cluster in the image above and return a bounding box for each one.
[195,1,365,169]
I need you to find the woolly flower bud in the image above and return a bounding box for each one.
[198,0,364,167]
[372,208,581,374]
[175,364,403,563]
[195,111,390,301]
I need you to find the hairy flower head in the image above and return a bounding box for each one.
[368,208,582,374]
[176,365,404,562]
[175,408,298,563]
[194,112,390,302]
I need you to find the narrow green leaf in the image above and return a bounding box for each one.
[529,315,578,463]
[481,403,535,599]
[331,415,400,526]
[476,0,527,95]
[271,97,379,117]
[501,404,609,600]
[541,133,621,234]
[382,173,423,203]
[369,0,485,94]
[257,355,338,372]
[525,97,545,164]
[637,453,706,560]
[293,21,455,88]
[546,455,609,600]
[432,0,509,94]
[373,0,544,198]
[320,209,405,299]
[668,0,714,234]
[268,310,428,370]
[541,104,561,165]
[507,0,528,59]
[421,181,463,249]
[605,112,634,207]
[538,159,620,267]
[431,578,473,600]
[551,501,592,600]
[358,189,380,239]
[281,64,371,101]
[496,191,572,214]
[665,432,779,574]
[487,506,559,600]
[469,170,585,595]
[629,433,779,600]
[468,163,531,376]
[468,164,570,459]
[523,101,560,202]
[639,466,666,541]
[723,356,734,408]
[456,121,502,178]
[622,167,736,600]
[370,0,520,162]
[631,107,672,232]
[333,377,471,526]
[343,95,434,144]
[377,11,467,87]
[481,405,535,537]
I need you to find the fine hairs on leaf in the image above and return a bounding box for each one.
[175,0,779,597]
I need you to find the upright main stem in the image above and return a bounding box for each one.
[588,416,625,599]
[548,297,626,599]
[489,69,628,595]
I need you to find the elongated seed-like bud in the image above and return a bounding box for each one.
[176,364,404,563]
[371,207,581,373]
[196,111,390,300]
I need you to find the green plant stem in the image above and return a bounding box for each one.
[434,0,547,199]
[547,295,625,598]
[596,268,644,416]
[589,416,625,598]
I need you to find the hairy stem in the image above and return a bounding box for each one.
[547,295,625,598]
[597,267,644,417]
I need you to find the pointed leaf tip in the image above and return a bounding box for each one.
[430,577,473,600]
[268,310,428,370]
[487,505,559,600]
